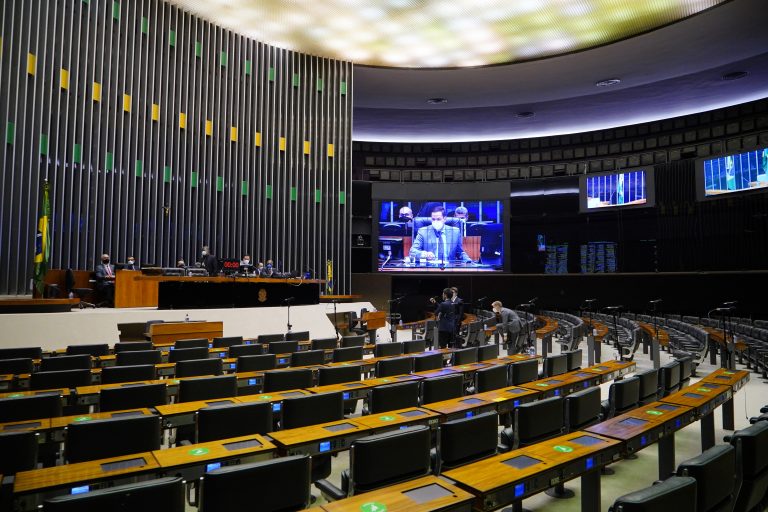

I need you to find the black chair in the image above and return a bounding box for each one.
[99,383,168,412]
[420,374,464,405]
[212,336,243,349]
[258,333,285,344]
[268,340,299,354]
[40,354,91,372]
[435,412,498,473]
[318,365,362,386]
[0,393,62,423]
[65,415,161,463]
[116,349,162,366]
[263,369,313,392]
[311,338,339,350]
[366,381,420,414]
[175,358,223,378]
[636,368,660,405]
[676,444,737,512]
[228,344,264,357]
[285,331,310,342]
[509,359,538,385]
[282,392,344,429]
[174,338,209,349]
[659,360,682,397]
[0,431,39,474]
[601,376,641,418]
[564,349,583,371]
[72,286,97,308]
[341,335,366,348]
[196,402,273,442]
[403,339,426,354]
[608,476,697,512]
[726,420,768,512]
[237,354,277,372]
[375,356,413,377]
[178,375,237,403]
[66,344,110,356]
[316,425,431,501]
[0,357,33,375]
[475,364,508,393]
[201,455,311,512]
[0,347,42,360]
[31,369,91,390]
[478,343,500,361]
[374,342,404,358]
[43,477,185,512]
[541,354,568,377]
[332,346,363,363]
[678,355,693,387]
[114,341,153,352]
[500,396,564,451]
[414,352,444,372]
[451,347,478,365]
[100,364,156,384]
[168,347,209,363]
[290,349,325,367]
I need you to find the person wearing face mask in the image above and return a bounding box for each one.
[436,288,457,349]
[491,300,522,352]
[409,205,471,264]
[255,261,265,276]
[262,259,275,277]
[200,246,218,276]
[124,256,139,271]
[177,259,187,268]
[95,253,116,306]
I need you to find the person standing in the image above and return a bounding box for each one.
[436,288,456,349]
[200,246,218,276]
[95,253,116,306]
[491,300,522,352]
[450,286,465,343]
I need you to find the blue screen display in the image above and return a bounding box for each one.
[272,403,281,412]
[585,170,647,209]
[71,485,90,495]
[206,462,222,471]
[319,441,331,453]
[704,148,768,196]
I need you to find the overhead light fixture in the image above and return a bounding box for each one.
[515,111,535,118]
[426,97,448,104]
[721,71,749,81]
[595,78,621,87]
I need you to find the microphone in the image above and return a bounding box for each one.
[584,298,597,303]
[283,297,295,305]
[380,250,391,271]
[649,299,663,304]
[722,301,738,307]
[714,307,733,313]
[476,296,488,303]
[604,305,624,312]
[528,297,538,304]
[329,299,340,304]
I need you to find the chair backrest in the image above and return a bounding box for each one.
[200,455,311,512]
[281,392,344,429]
[168,347,209,363]
[451,347,478,365]
[660,360,682,396]
[66,344,110,356]
[564,386,602,431]
[0,431,39,474]
[678,356,693,384]
[267,340,299,354]
[31,369,91,390]
[509,359,539,385]
[263,369,313,392]
[341,335,366,348]
[237,354,277,372]
[542,354,568,377]
[350,425,431,494]
[475,365,508,393]
[478,344,499,361]
[40,354,91,372]
[677,444,736,512]
[175,358,223,378]
[318,365,362,386]
[290,349,325,367]
[514,396,565,448]
[374,342,404,358]
[311,338,339,350]
[228,343,264,358]
[100,364,156,384]
[257,333,285,344]
[212,336,243,349]
[332,346,364,363]
[116,349,162,366]
[609,476,697,512]
[174,338,209,350]
[413,352,444,372]
[438,412,498,472]
[636,368,660,404]
[196,402,273,442]
[403,339,426,354]
[99,383,168,412]
[607,376,641,417]
[369,381,420,414]
[43,477,185,512]
[728,421,768,512]
[375,356,413,377]
[285,331,310,342]
[0,347,42,360]
[564,349,583,371]
[0,357,33,375]
[114,341,153,352]
[420,374,464,405]
[0,393,62,423]
[65,415,161,463]
[178,375,237,402]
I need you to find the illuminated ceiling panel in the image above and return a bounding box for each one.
[165,0,728,68]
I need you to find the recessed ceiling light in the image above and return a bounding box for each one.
[721,71,749,81]
[595,78,621,87]
[426,98,448,104]
[515,111,535,118]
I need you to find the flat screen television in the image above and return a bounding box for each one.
[696,147,768,200]
[579,168,655,212]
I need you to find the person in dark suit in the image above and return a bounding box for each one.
[124,256,138,271]
[449,286,465,343]
[492,300,522,351]
[436,288,456,349]
[409,205,471,263]
[95,253,116,306]
[200,246,218,276]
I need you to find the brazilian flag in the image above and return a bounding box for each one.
[33,181,51,296]
[326,259,333,295]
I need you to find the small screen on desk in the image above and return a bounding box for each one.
[223,439,262,451]
[503,455,542,470]
[715,375,731,380]
[100,457,147,472]
[120,383,146,387]
[593,366,610,371]
[682,393,704,399]
[618,417,649,427]
[460,398,486,405]
[323,422,357,432]
[110,411,146,418]
[343,382,365,388]
[71,485,90,495]
[281,392,305,398]
[506,388,526,394]
[574,373,592,378]
[545,379,563,385]
[399,410,427,417]
[402,483,454,504]
[699,382,720,388]
[570,435,606,446]
[205,400,233,407]
[319,441,332,453]
[4,421,41,431]
[206,462,222,471]
[654,404,679,411]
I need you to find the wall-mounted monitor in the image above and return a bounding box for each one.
[579,168,655,212]
[696,147,768,200]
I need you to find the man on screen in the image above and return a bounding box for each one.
[409,206,471,263]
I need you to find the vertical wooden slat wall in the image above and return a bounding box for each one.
[0,0,353,295]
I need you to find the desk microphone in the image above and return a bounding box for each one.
[380,251,391,271]
[722,301,738,307]
[649,299,663,304]
[283,297,295,305]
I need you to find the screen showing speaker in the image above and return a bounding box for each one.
[579,168,655,212]
[698,147,768,199]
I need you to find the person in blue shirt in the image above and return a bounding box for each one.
[409,205,471,263]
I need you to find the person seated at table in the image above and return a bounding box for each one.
[261,259,276,277]
[409,205,471,263]
[240,255,252,266]
[176,259,187,268]
[124,256,139,271]
[95,253,115,306]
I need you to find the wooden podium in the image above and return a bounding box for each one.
[362,311,387,343]
[147,321,224,346]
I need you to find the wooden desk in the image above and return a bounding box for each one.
[320,475,474,512]
[75,379,175,406]
[148,321,224,346]
[699,368,751,430]
[354,407,441,434]
[519,371,601,399]
[364,374,424,388]
[470,386,540,415]
[13,452,160,511]
[422,395,499,422]
[0,388,68,400]
[660,382,733,451]
[577,360,636,382]
[48,409,156,442]
[269,418,370,456]
[156,398,240,428]
[0,374,13,390]
[114,270,157,308]
[0,418,51,435]
[308,379,371,401]
[235,389,313,411]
